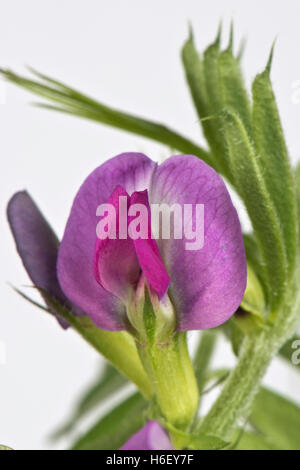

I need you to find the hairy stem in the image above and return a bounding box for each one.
[199,273,300,440]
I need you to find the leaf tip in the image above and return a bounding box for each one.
[265,39,277,74]
[227,19,234,52]
[214,20,222,47]
[187,21,194,41]
[237,37,247,62]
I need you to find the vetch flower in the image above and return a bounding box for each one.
[7,152,247,432]
[57,152,246,334]
[121,421,173,450]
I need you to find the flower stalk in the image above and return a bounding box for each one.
[137,331,199,433]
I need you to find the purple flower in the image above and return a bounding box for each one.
[121,421,173,450]
[57,152,246,331]
[7,191,81,327]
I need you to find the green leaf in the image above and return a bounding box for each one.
[73,364,127,416]
[235,430,279,450]
[52,364,128,439]
[72,392,147,450]
[222,108,287,311]
[193,330,217,395]
[164,421,229,450]
[252,53,297,277]
[218,48,252,137]
[243,233,268,296]
[240,263,266,318]
[182,25,252,186]
[250,387,300,450]
[202,34,230,176]
[0,68,210,162]
[223,317,245,356]
[181,27,233,181]
[181,31,209,126]
[181,32,221,173]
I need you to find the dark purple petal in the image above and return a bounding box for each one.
[94,186,140,302]
[150,155,247,330]
[57,153,156,331]
[130,190,170,299]
[7,191,78,327]
[121,421,173,450]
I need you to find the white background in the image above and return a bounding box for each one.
[0,0,300,450]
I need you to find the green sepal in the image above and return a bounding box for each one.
[126,278,176,345]
[137,332,199,431]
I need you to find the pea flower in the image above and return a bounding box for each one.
[121,421,173,450]
[7,152,247,432]
[57,152,246,333]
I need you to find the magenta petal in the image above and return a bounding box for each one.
[7,191,80,327]
[150,155,247,330]
[121,421,173,450]
[57,153,156,330]
[94,186,140,302]
[130,190,170,299]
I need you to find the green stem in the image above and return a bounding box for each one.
[137,332,199,431]
[194,330,217,396]
[199,276,300,440]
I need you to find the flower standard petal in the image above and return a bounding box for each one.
[150,154,247,330]
[121,421,173,450]
[57,152,156,330]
